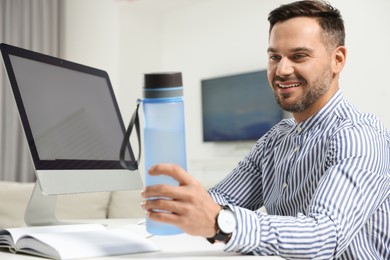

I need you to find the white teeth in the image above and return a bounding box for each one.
[278,83,301,88]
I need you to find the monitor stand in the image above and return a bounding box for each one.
[24,182,64,226]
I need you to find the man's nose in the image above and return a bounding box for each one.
[276,57,294,76]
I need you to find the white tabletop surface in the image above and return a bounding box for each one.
[0,219,282,259]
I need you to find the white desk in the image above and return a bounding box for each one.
[0,219,282,259]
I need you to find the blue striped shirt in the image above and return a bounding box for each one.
[208,90,390,259]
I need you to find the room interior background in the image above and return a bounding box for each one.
[0,0,59,182]
[1,0,389,184]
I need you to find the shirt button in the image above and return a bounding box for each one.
[294,145,300,152]
[297,127,302,134]
[282,182,288,189]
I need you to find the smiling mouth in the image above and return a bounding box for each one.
[277,83,301,89]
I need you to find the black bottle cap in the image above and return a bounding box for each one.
[144,72,182,89]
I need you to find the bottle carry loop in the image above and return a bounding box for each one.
[120,99,142,171]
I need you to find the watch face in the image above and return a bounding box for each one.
[218,209,236,234]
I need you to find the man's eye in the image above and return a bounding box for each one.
[269,55,281,61]
[293,53,308,60]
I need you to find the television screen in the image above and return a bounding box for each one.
[201,70,283,142]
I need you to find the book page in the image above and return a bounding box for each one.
[15,227,159,259]
[0,224,104,248]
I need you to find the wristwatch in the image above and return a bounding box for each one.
[207,205,237,244]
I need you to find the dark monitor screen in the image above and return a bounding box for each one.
[201,70,283,142]
[1,43,135,170]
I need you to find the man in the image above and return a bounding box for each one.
[141,0,390,259]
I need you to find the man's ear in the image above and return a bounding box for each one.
[333,46,347,74]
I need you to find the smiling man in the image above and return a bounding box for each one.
[267,15,343,123]
[141,1,390,259]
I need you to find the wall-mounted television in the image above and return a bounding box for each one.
[201,70,283,142]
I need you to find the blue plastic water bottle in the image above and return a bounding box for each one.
[143,72,187,235]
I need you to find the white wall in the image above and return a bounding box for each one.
[60,0,390,186]
[59,0,121,92]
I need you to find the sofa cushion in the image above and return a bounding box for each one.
[0,181,111,228]
[0,181,35,228]
[56,192,111,220]
[108,190,144,218]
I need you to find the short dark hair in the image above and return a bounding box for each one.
[268,0,345,49]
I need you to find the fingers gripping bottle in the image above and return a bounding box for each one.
[143,72,187,235]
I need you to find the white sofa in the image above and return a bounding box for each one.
[0,181,144,228]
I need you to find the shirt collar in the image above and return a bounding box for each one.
[294,90,344,134]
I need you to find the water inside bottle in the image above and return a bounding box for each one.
[144,128,187,235]
[144,128,187,175]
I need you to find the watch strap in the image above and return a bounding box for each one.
[206,231,232,244]
[206,205,233,244]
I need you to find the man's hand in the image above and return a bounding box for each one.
[141,163,221,238]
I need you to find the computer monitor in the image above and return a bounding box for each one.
[0,43,143,226]
[201,70,283,142]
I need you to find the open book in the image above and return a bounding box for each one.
[0,223,159,259]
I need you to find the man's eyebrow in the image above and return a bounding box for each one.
[267,47,277,53]
[291,47,314,53]
[267,47,314,53]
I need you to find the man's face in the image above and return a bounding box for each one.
[267,17,338,119]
